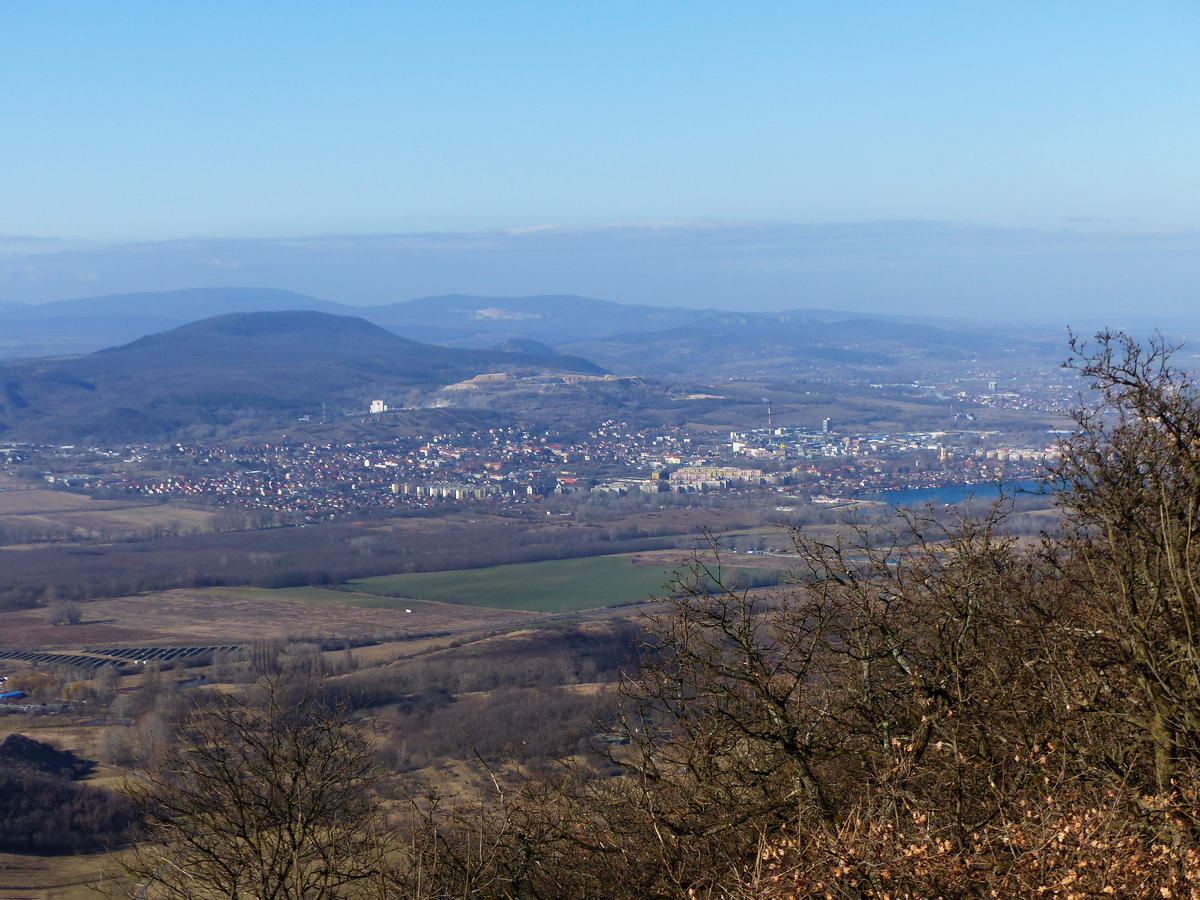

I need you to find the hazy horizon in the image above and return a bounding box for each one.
[2,220,1198,327]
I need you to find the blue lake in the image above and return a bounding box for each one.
[863,480,1048,506]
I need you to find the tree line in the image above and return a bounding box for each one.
[0,510,692,611]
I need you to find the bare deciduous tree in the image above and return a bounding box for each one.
[115,675,391,899]
[1057,331,1200,798]
[49,598,83,625]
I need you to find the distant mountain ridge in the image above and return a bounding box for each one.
[0,285,1065,399]
[0,286,1031,363]
[0,310,602,441]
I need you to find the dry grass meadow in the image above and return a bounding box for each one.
[0,585,534,649]
[0,488,219,546]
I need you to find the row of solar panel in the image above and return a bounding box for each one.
[96,645,241,661]
[0,648,123,669]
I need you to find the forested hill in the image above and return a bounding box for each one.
[0,311,603,442]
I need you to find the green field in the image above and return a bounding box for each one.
[201,557,781,614]
[342,555,783,613]
[343,554,676,619]
[343,555,686,613]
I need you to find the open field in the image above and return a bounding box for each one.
[343,553,780,613]
[0,488,219,544]
[0,850,128,899]
[0,719,127,772]
[0,491,118,514]
[338,635,465,665]
[627,546,800,571]
[345,555,678,612]
[0,587,532,649]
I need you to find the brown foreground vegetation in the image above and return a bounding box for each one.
[374,332,1200,897]
[5,331,1200,897]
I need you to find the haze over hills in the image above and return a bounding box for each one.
[0,311,603,442]
[0,293,1074,445]
[0,287,1060,376]
[361,294,704,346]
[0,288,343,360]
[3,224,1198,325]
[0,288,714,353]
[0,286,339,320]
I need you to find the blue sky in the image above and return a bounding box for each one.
[4,1,1198,239]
